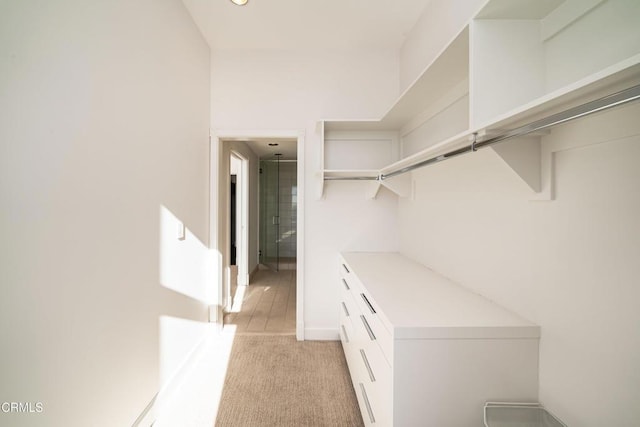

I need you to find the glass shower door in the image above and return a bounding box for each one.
[260,159,280,271]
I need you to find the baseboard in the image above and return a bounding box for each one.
[304,328,340,341]
[132,325,216,426]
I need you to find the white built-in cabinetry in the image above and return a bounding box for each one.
[339,252,540,426]
[318,0,640,199]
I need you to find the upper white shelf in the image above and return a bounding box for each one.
[380,56,640,180]
[474,55,640,133]
[324,27,469,133]
[320,0,640,199]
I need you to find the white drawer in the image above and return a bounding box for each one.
[339,303,355,344]
[355,381,378,426]
[340,268,363,301]
[340,256,392,425]
[340,257,351,274]
[340,315,360,382]
[356,342,390,393]
[340,281,358,316]
[339,274,354,294]
[353,308,393,366]
[340,262,393,363]
[339,257,365,294]
[358,342,391,426]
[340,299,354,325]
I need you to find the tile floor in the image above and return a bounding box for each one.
[224,267,296,334]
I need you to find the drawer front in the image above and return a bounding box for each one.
[356,381,377,426]
[340,315,353,346]
[354,373,391,427]
[359,342,391,426]
[340,267,363,300]
[339,258,353,277]
[339,318,356,366]
[340,284,358,320]
[367,311,393,365]
[340,275,353,294]
[339,258,364,297]
[339,255,392,426]
[353,309,393,366]
[359,341,390,389]
[340,257,393,365]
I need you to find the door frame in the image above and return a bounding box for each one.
[230,151,248,288]
[210,129,305,341]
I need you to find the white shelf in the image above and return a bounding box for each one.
[324,27,469,133]
[319,26,471,199]
[377,56,640,193]
[320,0,640,199]
[475,55,640,133]
[471,0,640,127]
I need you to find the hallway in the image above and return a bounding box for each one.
[224,268,296,334]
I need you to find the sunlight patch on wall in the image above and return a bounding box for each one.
[154,323,238,426]
[159,205,215,304]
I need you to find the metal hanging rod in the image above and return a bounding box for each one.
[382,83,640,180]
[323,176,378,181]
[323,83,640,182]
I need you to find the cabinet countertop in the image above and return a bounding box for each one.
[341,252,540,340]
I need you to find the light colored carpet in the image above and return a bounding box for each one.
[214,335,364,427]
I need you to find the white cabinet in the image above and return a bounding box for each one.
[338,252,540,426]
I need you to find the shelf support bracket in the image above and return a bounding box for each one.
[365,181,382,200]
[491,136,542,193]
[380,172,412,198]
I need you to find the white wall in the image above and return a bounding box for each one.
[211,49,401,338]
[398,102,640,426]
[0,1,211,426]
[399,0,485,92]
[211,49,399,128]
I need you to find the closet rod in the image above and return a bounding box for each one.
[323,176,378,181]
[381,83,640,180]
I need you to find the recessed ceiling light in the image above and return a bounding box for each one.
[230,0,248,5]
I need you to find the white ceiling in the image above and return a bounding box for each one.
[182,0,431,50]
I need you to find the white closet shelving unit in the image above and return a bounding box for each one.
[318,0,640,199]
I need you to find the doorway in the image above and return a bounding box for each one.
[226,152,248,313]
[230,174,237,266]
[214,131,305,340]
[259,156,297,271]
